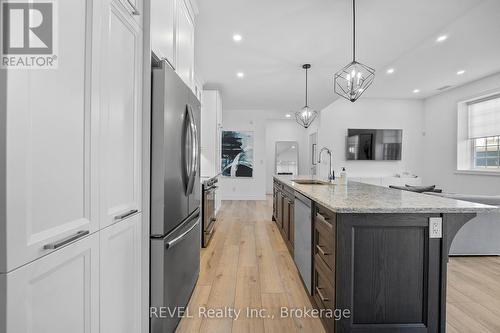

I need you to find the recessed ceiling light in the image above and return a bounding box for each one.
[285,114,291,118]
[233,34,242,42]
[436,35,448,43]
[386,68,395,74]
[457,70,466,75]
[413,89,420,93]
[236,72,244,78]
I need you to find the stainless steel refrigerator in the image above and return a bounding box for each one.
[150,61,201,333]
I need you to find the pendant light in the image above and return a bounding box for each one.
[334,0,375,102]
[295,64,318,128]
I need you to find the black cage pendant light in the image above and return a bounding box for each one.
[334,0,375,102]
[295,64,318,128]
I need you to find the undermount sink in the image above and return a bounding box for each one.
[292,179,330,185]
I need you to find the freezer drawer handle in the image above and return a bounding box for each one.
[166,220,199,249]
[114,209,139,221]
[43,230,90,250]
[125,0,140,15]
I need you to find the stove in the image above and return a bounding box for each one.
[201,176,218,247]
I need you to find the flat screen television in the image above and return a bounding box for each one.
[346,129,402,160]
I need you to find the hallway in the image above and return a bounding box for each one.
[177,199,500,333]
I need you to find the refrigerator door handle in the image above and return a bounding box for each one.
[182,106,192,195]
[186,104,198,195]
[166,218,200,249]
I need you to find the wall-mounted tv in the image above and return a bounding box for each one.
[346,129,402,160]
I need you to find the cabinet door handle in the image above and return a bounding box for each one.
[43,230,90,250]
[114,209,138,221]
[317,245,331,256]
[317,212,330,221]
[316,287,330,302]
[206,220,216,236]
[125,0,140,15]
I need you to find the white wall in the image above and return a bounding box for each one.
[422,72,500,195]
[313,98,425,180]
[218,110,311,199]
[218,110,267,200]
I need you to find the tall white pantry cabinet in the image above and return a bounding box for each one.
[0,0,143,331]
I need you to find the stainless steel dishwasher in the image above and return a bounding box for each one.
[294,192,312,294]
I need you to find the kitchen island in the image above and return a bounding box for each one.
[272,175,499,333]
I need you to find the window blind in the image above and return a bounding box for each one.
[468,95,500,139]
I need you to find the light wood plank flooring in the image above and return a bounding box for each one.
[177,198,500,333]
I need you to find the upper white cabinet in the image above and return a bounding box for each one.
[200,90,223,178]
[151,0,176,67]
[99,0,143,229]
[1,0,99,273]
[1,232,99,333]
[176,0,195,88]
[151,0,197,89]
[100,214,141,333]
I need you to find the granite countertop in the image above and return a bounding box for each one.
[274,175,500,214]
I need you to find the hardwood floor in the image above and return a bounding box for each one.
[177,198,500,333]
[447,256,500,332]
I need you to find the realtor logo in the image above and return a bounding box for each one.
[1,0,58,68]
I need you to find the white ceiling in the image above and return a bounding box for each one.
[195,0,500,113]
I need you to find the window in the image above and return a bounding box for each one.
[457,93,500,173]
[473,136,500,169]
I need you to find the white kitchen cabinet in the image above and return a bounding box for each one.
[175,0,195,88]
[201,90,223,213]
[1,0,99,273]
[100,214,141,333]
[151,0,176,67]
[0,232,99,333]
[201,90,223,178]
[99,0,143,228]
[150,0,197,88]
[115,0,143,27]
[194,75,203,101]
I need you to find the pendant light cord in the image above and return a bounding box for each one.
[305,66,308,106]
[352,0,356,62]
[352,0,356,61]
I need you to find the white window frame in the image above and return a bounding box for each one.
[456,91,500,176]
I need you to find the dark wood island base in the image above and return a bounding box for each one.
[272,176,496,333]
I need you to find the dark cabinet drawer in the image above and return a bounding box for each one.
[314,213,335,271]
[277,192,283,228]
[289,201,294,248]
[313,255,335,309]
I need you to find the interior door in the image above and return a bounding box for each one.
[100,0,142,229]
[3,0,98,273]
[309,132,318,176]
[2,233,99,333]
